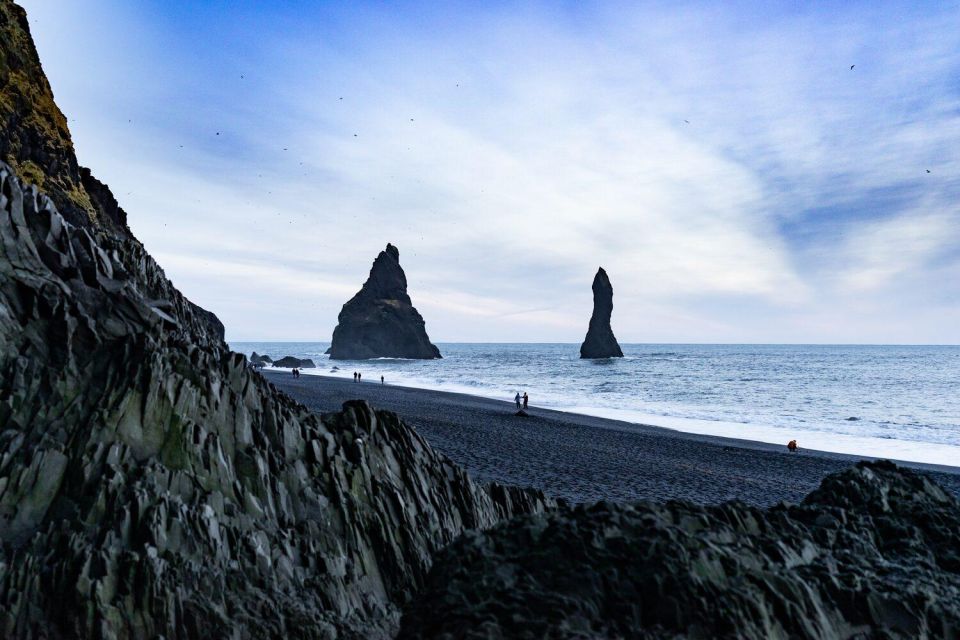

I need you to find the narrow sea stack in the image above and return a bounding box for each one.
[401,461,960,639]
[0,5,552,637]
[329,243,442,360]
[579,267,623,359]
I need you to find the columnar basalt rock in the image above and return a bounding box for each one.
[400,461,960,639]
[329,243,441,360]
[0,160,553,639]
[579,267,623,359]
[0,5,552,637]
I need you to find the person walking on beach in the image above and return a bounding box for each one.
[523,392,529,410]
[381,375,384,385]
[353,371,357,382]
[515,392,521,410]
[358,372,362,382]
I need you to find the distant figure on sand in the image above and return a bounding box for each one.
[358,372,362,382]
[515,392,521,410]
[353,371,357,382]
[292,368,299,379]
[787,439,798,452]
[523,392,529,409]
[381,375,384,384]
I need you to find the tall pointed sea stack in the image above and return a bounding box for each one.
[579,267,624,359]
[329,243,441,359]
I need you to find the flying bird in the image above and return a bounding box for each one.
[926,169,931,173]
[850,65,855,70]
[684,119,690,124]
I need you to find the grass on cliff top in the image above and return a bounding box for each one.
[0,1,96,219]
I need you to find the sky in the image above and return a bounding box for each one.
[18,0,960,343]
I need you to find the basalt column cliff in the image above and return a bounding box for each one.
[0,3,551,638]
[579,267,624,359]
[329,243,442,360]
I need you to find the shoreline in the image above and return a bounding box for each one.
[263,371,960,505]
[264,366,960,472]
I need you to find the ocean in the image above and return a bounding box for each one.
[230,342,960,467]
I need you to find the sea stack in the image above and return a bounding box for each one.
[579,267,624,359]
[329,243,441,359]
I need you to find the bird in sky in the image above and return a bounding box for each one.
[926,169,931,173]
[850,64,855,70]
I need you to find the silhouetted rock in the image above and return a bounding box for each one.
[401,461,960,639]
[273,356,316,368]
[579,267,623,359]
[329,243,441,360]
[250,351,273,365]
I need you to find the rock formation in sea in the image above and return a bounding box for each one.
[401,460,960,638]
[249,351,273,365]
[273,356,317,368]
[0,4,551,637]
[579,267,624,359]
[329,243,442,360]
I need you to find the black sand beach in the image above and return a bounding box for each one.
[264,371,960,506]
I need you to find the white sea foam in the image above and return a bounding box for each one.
[241,342,960,468]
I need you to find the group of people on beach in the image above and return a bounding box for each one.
[514,392,529,410]
[291,368,301,378]
[353,371,386,384]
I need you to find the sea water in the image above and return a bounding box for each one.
[231,342,960,467]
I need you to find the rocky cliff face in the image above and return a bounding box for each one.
[0,5,551,637]
[0,1,126,236]
[0,159,552,639]
[579,267,623,359]
[329,244,441,360]
[401,460,960,639]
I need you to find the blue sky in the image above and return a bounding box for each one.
[19,0,960,343]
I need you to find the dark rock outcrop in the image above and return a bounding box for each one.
[0,0,127,236]
[329,243,441,360]
[580,267,623,359]
[273,356,316,368]
[0,158,554,639]
[400,460,960,639]
[249,351,273,365]
[0,7,552,637]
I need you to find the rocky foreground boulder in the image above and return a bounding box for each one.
[329,243,441,360]
[580,267,623,359]
[0,5,552,636]
[400,460,960,639]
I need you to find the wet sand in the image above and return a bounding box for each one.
[264,371,960,506]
